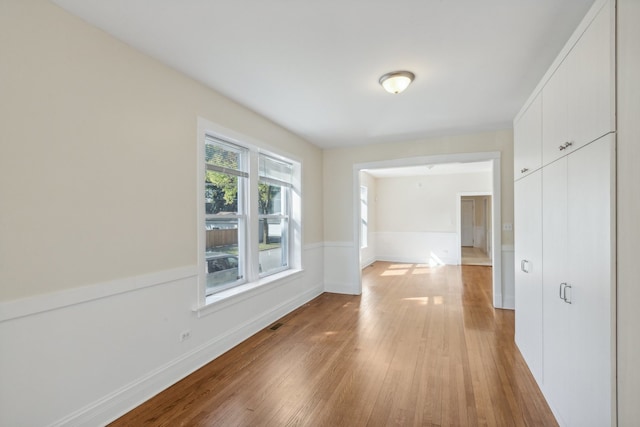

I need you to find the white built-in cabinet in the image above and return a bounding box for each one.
[542,136,615,426]
[513,170,542,382]
[542,0,615,166]
[513,0,616,426]
[514,94,542,179]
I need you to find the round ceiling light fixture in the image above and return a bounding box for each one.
[379,70,415,94]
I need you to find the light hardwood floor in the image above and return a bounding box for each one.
[110,262,556,426]
[461,247,492,266]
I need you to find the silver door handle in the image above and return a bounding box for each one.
[564,284,572,304]
[560,283,567,300]
[521,260,530,273]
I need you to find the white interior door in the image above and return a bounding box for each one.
[461,199,474,247]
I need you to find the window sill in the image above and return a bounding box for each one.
[193,268,304,318]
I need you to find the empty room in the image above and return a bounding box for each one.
[1,0,639,426]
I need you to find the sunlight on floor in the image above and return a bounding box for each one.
[381,269,408,276]
[402,297,429,305]
[380,262,442,277]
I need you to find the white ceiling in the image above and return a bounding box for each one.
[52,0,594,149]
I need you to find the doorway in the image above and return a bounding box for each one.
[353,152,505,309]
[459,194,492,266]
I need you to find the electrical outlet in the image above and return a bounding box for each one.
[503,223,513,231]
[179,330,191,342]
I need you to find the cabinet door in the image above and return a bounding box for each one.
[566,135,615,427]
[514,171,543,383]
[542,157,570,425]
[514,94,542,179]
[567,1,614,151]
[542,63,569,166]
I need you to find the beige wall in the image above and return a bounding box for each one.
[323,130,514,244]
[376,173,492,233]
[0,0,323,300]
[616,0,640,423]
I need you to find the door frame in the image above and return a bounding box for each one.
[460,198,476,248]
[353,151,504,309]
[457,192,493,265]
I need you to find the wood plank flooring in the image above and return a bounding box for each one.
[110,262,556,426]
[461,247,492,266]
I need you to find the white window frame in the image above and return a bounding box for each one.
[360,185,368,249]
[258,153,292,277]
[204,137,248,295]
[196,117,302,311]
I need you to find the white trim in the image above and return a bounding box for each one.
[324,282,358,295]
[457,192,492,264]
[51,282,323,427]
[491,157,503,308]
[360,257,376,269]
[354,152,502,171]
[0,266,197,323]
[374,256,457,265]
[0,244,323,324]
[324,241,355,248]
[302,242,324,251]
[197,116,303,307]
[353,151,504,308]
[195,269,304,317]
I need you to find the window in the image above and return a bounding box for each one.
[360,186,368,248]
[199,121,300,304]
[258,154,292,276]
[204,137,248,295]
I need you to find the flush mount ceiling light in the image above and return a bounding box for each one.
[379,70,415,94]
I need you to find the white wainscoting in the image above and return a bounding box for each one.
[323,241,360,295]
[501,245,515,309]
[0,244,324,427]
[374,231,459,265]
[360,238,376,269]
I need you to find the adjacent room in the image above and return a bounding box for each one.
[1,0,638,426]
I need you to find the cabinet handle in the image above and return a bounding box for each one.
[559,283,572,304]
[559,141,574,151]
[521,168,529,174]
[521,260,530,273]
[564,284,572,304]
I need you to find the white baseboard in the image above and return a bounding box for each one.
[360,257,376,269]
[324,281,360,295]
[54,283,323,427]
[502,295,515,310]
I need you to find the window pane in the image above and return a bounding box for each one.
[205,138,242,171]
[258,217,288,275]
[206,173,241,214]
[258,182,285,215]
[259,155,292,184]
[206,218,242,295]
[361,186,368,248]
